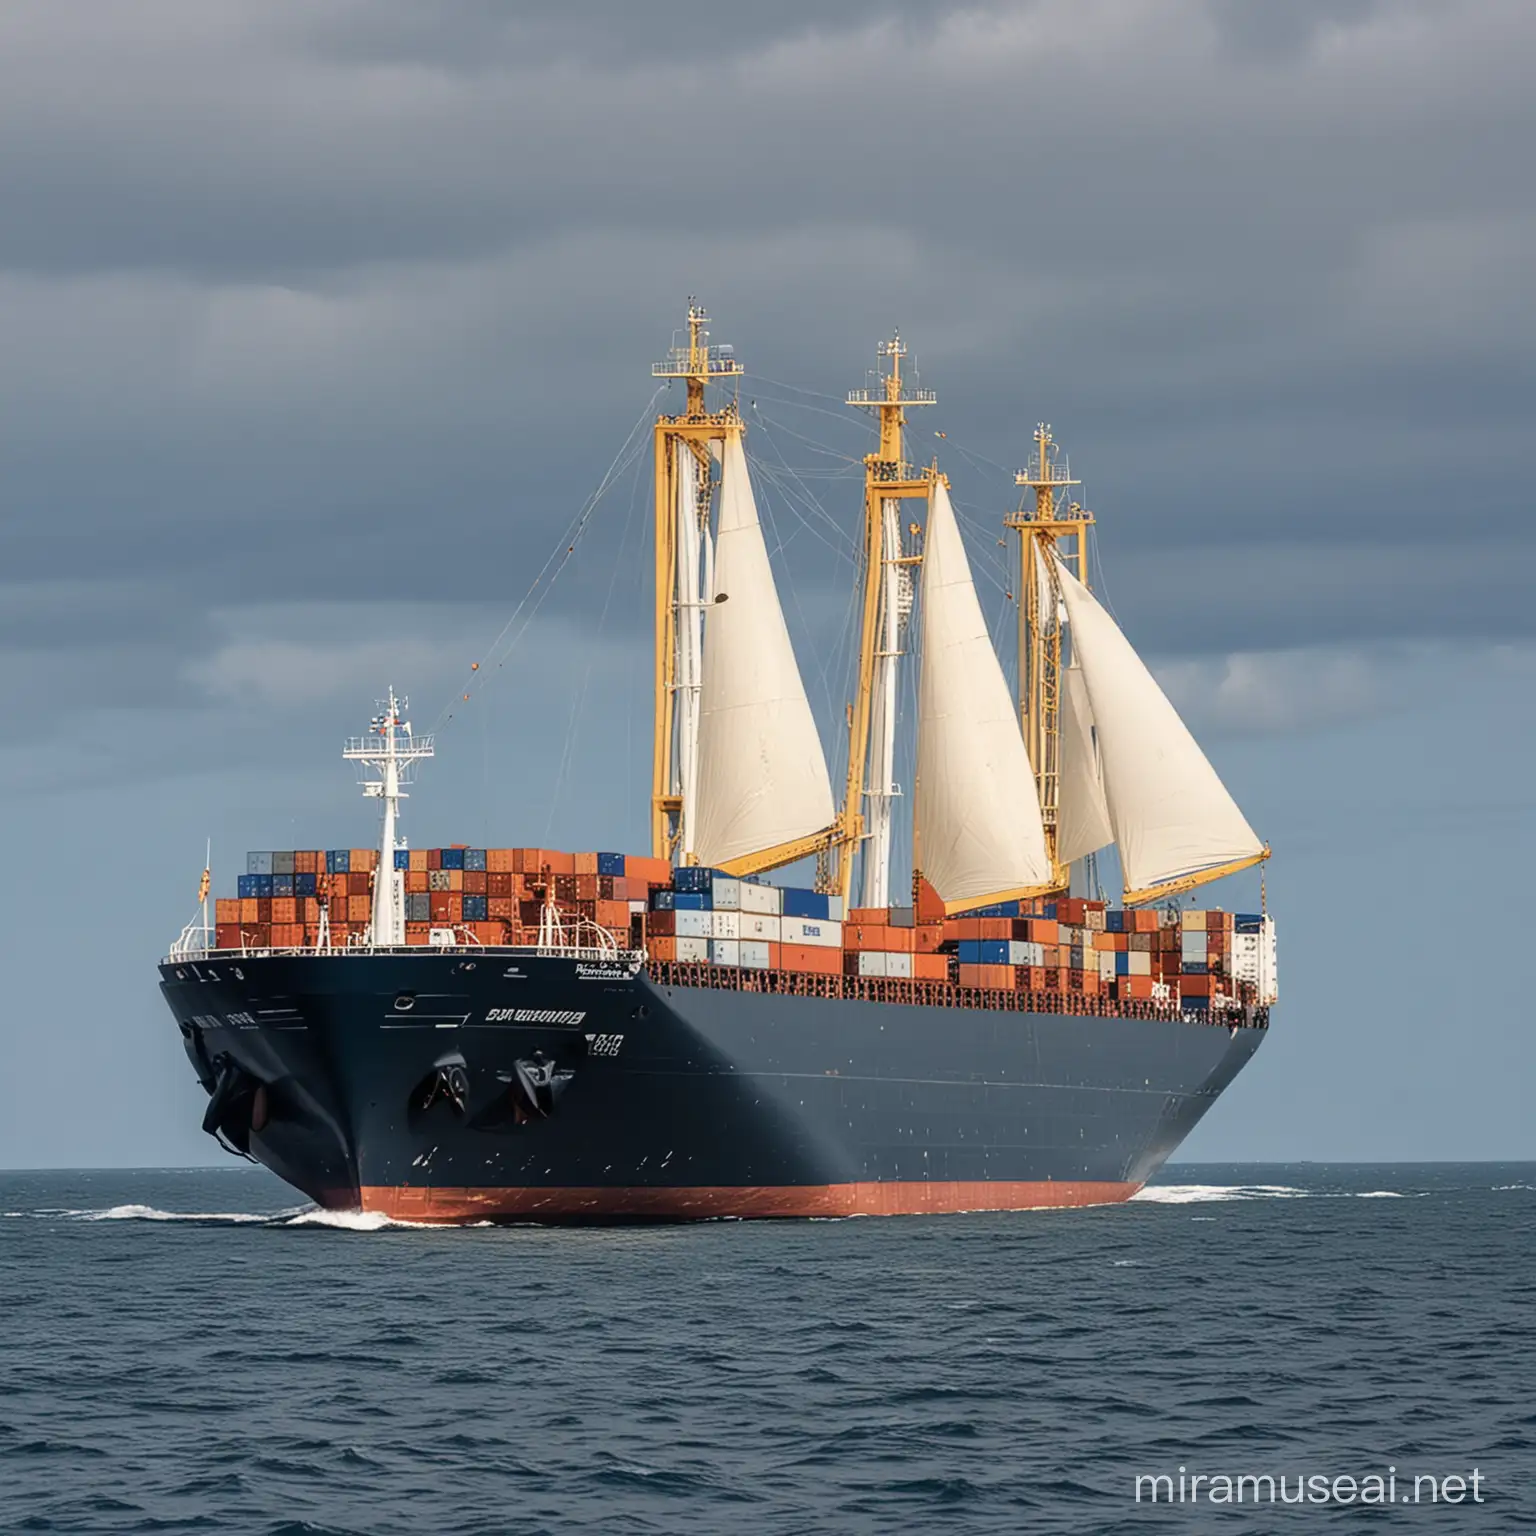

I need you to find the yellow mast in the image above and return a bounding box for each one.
[649,300,742,862]
[1009,424,1092,891]
[841,335,935,902]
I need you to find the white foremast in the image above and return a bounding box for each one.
[343,688,434,947]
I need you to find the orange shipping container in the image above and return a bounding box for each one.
[239,898,259,924]
[575,874,599,901]
[1117,975,1155,1000]
[914,925,944,953]
[405,870,428,894]
[486,848,515,873]
[405,924,431,946]
[649,936,678,963]
[271,923,303,947]
[913,952,949,982]
[294,850,319,875]
[271,897,297,924]
[626,854,672,887]
[488,895,514,920]
[594,899,630,929]
[1025,919,1059,943]
[348,895,371,922]
[215,898,240,925]
[779,943,842,976]
[848,907,889,926]
[959,963,1014,990]
[408,848,429,872]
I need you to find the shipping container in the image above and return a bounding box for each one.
[856,951,888,977]
[736,939,770,969]
[780,915,841,948]
[675,935,711,963]
[709,939,740,967]
[781,888,830,921]
[327,850,351,874]
[711,911,740,940]
[913,952,949,982]
[778,943,842,976]
[959,962,1013,990]
[463,895,488,922]
[674,911,712,939]
[738,913,780,942]
[247,851,273,876]
[674,866,715,894]
[708,876,742,911]
[886,951,913,979]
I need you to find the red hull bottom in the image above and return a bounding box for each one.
[356,1180,1141,1223]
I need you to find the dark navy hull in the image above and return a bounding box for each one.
[159,949,1265,1221]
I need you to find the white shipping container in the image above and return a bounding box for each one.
[709,876,742,911]
[781,916,842,948]
[1128,951,1151,976]
[828,895,846,922]
[711,910,740,940]
[857,951,888,977]
[885,951,913,979]
[675,911,713,939]
[1181,931,1207,960]
[1008,940,1044,967]
[709,939,740,967]
[739,940,772,969]
[739,881,782,915]
[1098,951,1118,980]
[675,935,710,962]
[628,899,647,914]
[739,912,781,942]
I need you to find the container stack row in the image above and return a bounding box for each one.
[211,852,1274,1012]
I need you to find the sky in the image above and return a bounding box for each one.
[1,0,1532,1168]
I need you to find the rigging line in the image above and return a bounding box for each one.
[748,401,867,467]
[745,423,861,553]
[543,426,649,839]
[429,384,664,737]
[748,456,856,562]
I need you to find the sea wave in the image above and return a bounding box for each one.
[1132,1184,1310,1203]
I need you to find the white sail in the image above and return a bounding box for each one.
[1052,555,1262,894]
[1057,658,1114,865]
[673,440,704,860]
[915,481,1052,903]
[692,434,835,866]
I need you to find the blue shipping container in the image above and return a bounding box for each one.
[1235,914,1263,933]
[674,866,714,893]
[1182,960,1209,975]
[465,849,487,872]
[253,874,274,897]
[327,850,350,874]
[650,890,676,910]
[1107,909,1125,933]
[295,873,317,897]
[1115,951,1131,976]
[959,939,1010,965]
[237,874,258,899]
[463,894,488,921]
[672,892,709,911]
[272,875,294,897]
[394,849,410,871]
[441,848,465,871]
[597,852,626,877]
[781,888,830,920]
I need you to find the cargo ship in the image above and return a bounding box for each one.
[160,305,1276,1222]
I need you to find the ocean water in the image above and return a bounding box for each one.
[2,1164,1531,1534]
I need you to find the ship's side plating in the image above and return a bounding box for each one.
[161,948,1264,1222]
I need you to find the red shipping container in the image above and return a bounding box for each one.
[427,848,443,871]
[486,872,512,898]
[575,874,600,901]
[247,923,272,947]
[215,923,241,949]
[646,910,676,937]
[271,923,304,947]
[429,892,453,922]
[463,870,487,895]
[488,896,514,920]
[1056,897,1087,925]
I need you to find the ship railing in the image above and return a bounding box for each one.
[164,941,647,965]
[169,919,214,961]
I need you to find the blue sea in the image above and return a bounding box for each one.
[2,1163,1531,1534]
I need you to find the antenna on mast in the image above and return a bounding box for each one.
[343,687,434,947]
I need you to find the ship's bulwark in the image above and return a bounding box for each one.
[159,951,1264,1223]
